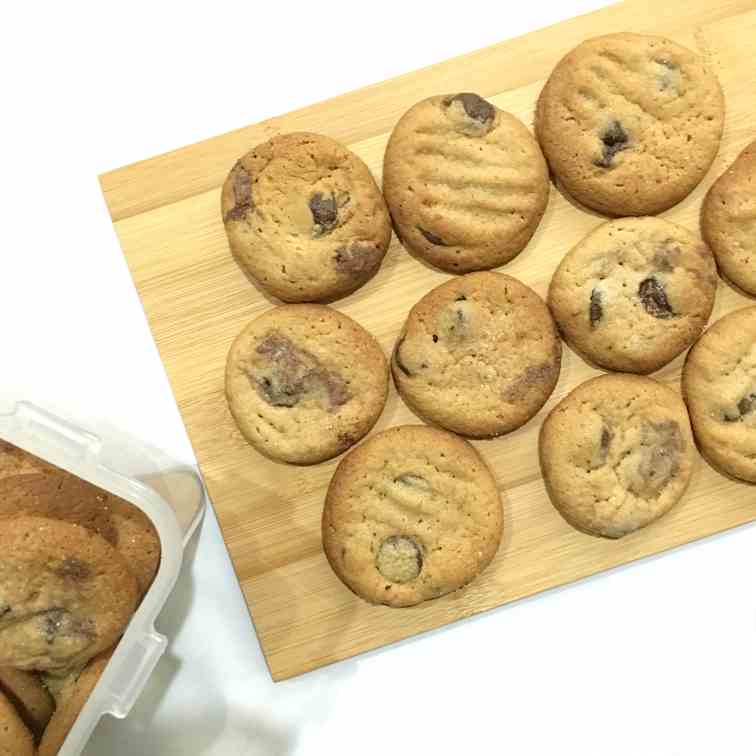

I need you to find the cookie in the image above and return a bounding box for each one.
[0,667,53,740]
[548,217,717,374]
[38,651,111,756]
[0,516,137,671]
[0,461,160,596]
[682,307,756,482]
[536,33,725,216]
[383,93,549,273]
[392,272,561,437]
[701,140,756,296]
[221,132,392,303]
[540,374,696,538]
[0,689,34,756]
[322,425,503,607]
[226,304,388,465]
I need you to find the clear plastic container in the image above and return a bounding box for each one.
[0,402,206,756]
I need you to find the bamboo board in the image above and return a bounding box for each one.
[100,0,756,680]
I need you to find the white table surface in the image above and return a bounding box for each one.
[2,2,755,754]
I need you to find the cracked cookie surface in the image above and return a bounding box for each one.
[221,132,392,302]
[225,304,388,465]
[682,306,756,482]
[536,33,724,216]
[540,374,696,538]
[701,140,756,296]
[383,94,549,273]
[0,517,137,672]
[322,425,502,607]
[393,272,561,437]
[548,217,717,374]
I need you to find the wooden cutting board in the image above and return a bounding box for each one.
[100,0,756,681]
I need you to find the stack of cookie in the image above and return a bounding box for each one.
[0,441,161,755]
[220,33,755,609]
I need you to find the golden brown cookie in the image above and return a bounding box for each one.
[383,93,549,273]
[392,272,561,437]
[38,651,111,756]
[548,217,717,374]
[540,374,696,538]
[701,140,756,296]
[0,516,137,672]
[536,33,724,216]
[0,668,53,741]
[226,304,388,464]
[682,306,756,482]
[222,132,392,303]
[0,464,160,597]
[322,425,503,607]
[0,688,34,756]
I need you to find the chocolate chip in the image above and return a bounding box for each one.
[455,295,467,302]
[224,162,254,222]
[725,393,756,422]
[589,288,603,328]
[445,93,495,125]
[40,609,93,643]
[394,336,413,377]
[594,119,629,168]
[638,277,675,319]
[589,425,612,470]
[376,535,423,583]
[309,192,338,235]
[394,474,432,492]
[418,226,449,246]
[333,242,382,276]
[55,558,91,582]
[738,394,755,417]
[254,333,351,411]
[0,604,9,621]
[601,426,612,454]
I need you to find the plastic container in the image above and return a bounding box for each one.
[0,402,206,756]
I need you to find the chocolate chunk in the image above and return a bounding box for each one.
[630,421,682,498]
[445,93,495,124]
[333,242,382,276]
[254,333,351,411]
[502,362,556,402]
[594,119,629,168]
[418,226,448,246]
[394,474,432,492]
[375,535,423,583]
[0,604,9,621]
[589,425,612,469]
[394,336,412,377]
[652,245,681,273]
[309,192,338,235]
[455,295,467,302]
[738,394,755,417]
[589,288,603,328]
[224,162,254,222]
[41,610,94,643]
[601,426,612,454]
[638,277,675,319]
[725,393,756,422]
[55,558,91,582]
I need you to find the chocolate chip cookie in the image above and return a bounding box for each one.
[682,306,756,483]
[38,651,111,756]
[322,425,503,607]
[222,132,392,303]
[392,272,561,437]
[540,374,696,538]
[226,304,388,465]
[0,667,53,741]
[536,33,725,216]
[0,516,138,672]
[701,140,756,296]
[0,458,160,596]
[0,688,34,756]
[383,93,549,272]
[549,217,717,374]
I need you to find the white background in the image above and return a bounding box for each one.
[2,1,755,754]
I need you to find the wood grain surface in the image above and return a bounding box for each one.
[100,0,756,680]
